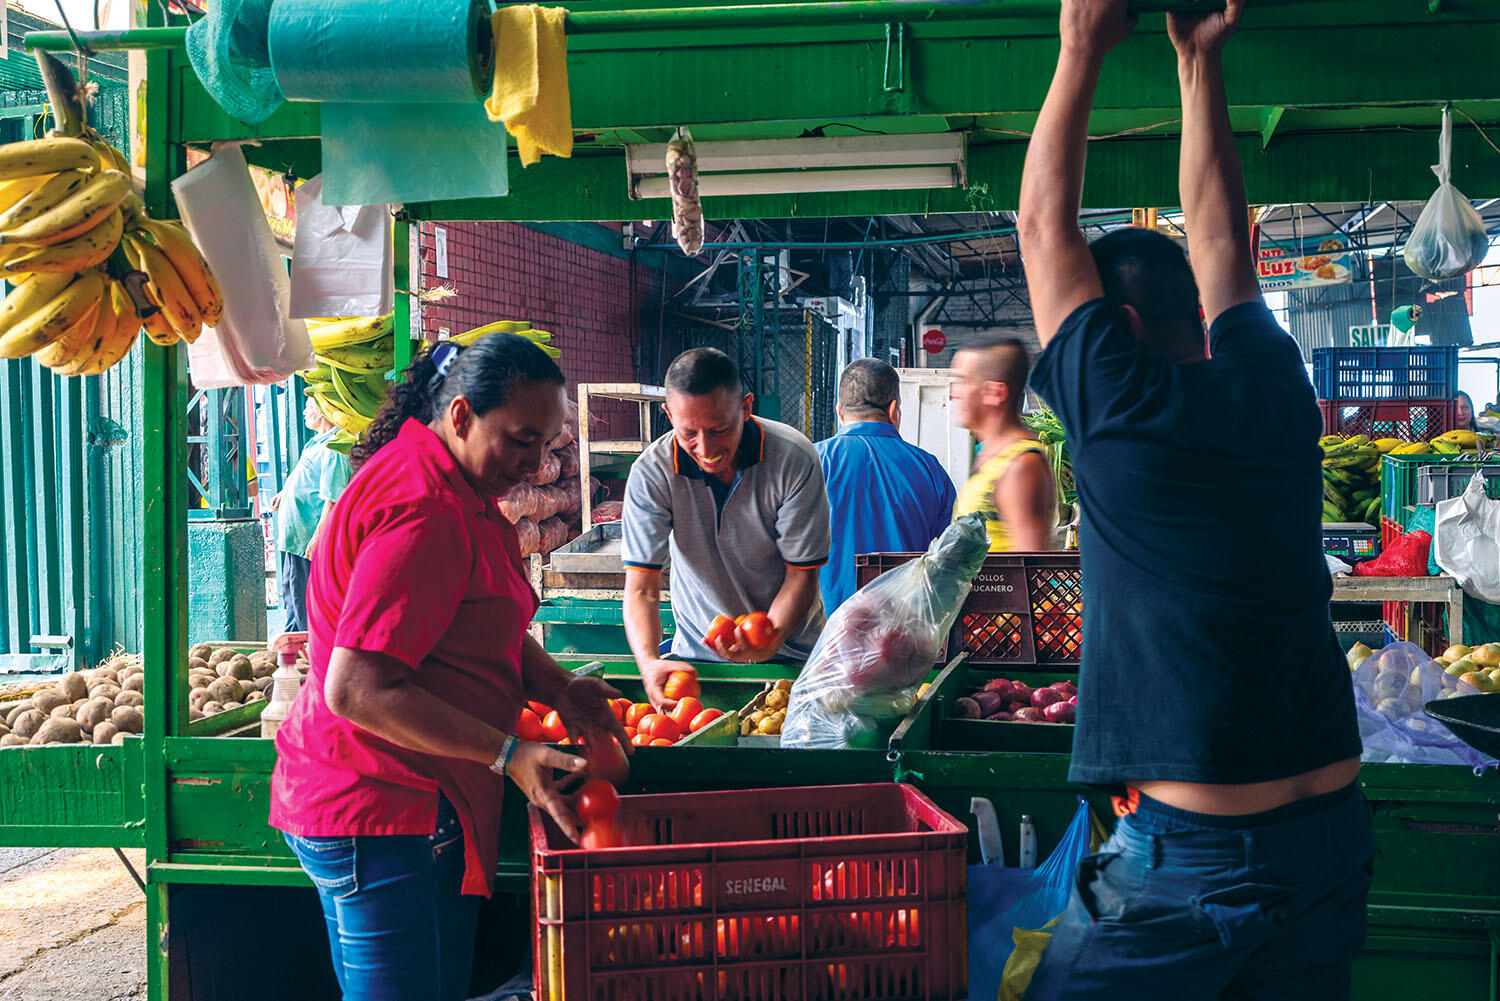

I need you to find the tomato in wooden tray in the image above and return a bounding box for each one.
[625,702,654,727]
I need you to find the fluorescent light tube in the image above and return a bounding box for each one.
[634,165,960,199]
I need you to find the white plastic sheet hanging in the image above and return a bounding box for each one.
[1433,470,1500,603]
[171,142,313,385]
[288,175,393,319]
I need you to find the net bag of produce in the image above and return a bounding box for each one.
[1403,107,1489,281]
[1351,641,1493,769]
[781,513,989,749]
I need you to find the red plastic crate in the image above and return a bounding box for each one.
[531,783,968,1001]
[854,553,1081,666]
[1318,399,1456,442]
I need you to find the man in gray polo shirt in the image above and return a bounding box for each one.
[622,348,831,709]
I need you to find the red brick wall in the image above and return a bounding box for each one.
[414,221,656,439]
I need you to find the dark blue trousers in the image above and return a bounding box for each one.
[1026,784,1374,1001]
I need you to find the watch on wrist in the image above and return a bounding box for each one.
[489,734,519,777]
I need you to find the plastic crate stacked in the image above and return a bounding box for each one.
[1316,347,1459,649]
[531,784,967,1001]
[1314,346,1459,443]
[854,553,1082,667]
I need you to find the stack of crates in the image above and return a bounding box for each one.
[1315,346,1460,652]
[1314,346,1459,442]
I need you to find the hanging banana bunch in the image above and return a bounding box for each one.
[0,125,222,375]
[297,317,562,437]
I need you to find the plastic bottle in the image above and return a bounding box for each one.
[260,631,309,739]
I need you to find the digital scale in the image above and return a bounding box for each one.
[1322,522,1381,564]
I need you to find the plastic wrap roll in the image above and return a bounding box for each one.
[268,0,493,104]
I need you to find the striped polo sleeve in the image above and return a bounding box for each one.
[621,448,672,572]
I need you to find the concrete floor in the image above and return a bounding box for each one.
[0,847,147,1001]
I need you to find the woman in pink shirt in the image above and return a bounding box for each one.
[269,333,628,1001]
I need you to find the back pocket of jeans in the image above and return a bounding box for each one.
[1192,881,1296,947]
[286,834,358,898]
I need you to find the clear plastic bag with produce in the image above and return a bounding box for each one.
[1351,641,1493,769]
[1402,107,1489,281]
[781,513,990,749]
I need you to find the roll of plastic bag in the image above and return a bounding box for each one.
[172,143,313,383]
[289,175,393,319]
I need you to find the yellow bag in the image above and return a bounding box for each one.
[998,915,1062,1001]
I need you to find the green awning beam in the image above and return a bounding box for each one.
[22,0,1238,54]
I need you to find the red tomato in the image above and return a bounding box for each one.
[580,823,623,850]
[662,669,699,701]
[630,733,653,747]
[577,779,621,826]
[703,614,736,649]
[738,611,775,650]
[638,714,681,742]
[689,708,724,733]
[668,696,703,730]
[650,737,674,747]
[609,699,627,722]
[583,734,630,786]
[623,726,637,739]
[540,711,568,743]
[625,702,654,727]
[516,708,544,742]
[527,701,551,718]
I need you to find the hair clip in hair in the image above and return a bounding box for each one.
[432,341,460,377]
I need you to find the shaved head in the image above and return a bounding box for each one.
[964,339,1030,407]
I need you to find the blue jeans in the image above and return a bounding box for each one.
[278,550,311,633]
[1026,784,1375,1001]
[284,797,479,1001]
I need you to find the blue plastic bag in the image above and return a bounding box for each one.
[967,798,1094,1001]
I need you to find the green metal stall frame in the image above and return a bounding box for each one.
[7,1,1500,997]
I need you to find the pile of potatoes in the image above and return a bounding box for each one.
[188,643,276,722]
[0,654,146,746]
[0,645,284,747]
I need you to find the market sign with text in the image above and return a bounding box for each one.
[1256,238,1355,290]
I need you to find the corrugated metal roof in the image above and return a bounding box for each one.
[1,6,128,90]
[1287,279,1375,358]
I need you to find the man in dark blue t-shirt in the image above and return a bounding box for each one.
[1017,1,1372,998]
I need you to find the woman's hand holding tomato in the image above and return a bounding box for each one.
[505,740,590,842]
[554,674,630,758]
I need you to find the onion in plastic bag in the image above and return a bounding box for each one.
[1402,108,1489,281]
[781,513,990,749]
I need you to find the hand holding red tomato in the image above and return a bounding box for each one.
[706,610,780,663]
[554,674,630,759]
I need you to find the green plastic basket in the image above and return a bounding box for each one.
[1380,453,1494,524]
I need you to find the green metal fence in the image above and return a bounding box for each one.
[0,342,145,674]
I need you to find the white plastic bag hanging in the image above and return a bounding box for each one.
[171,143,314,384]
[1402,107,1489,281]
[288,175,393,319]
[1433,471,1500,602]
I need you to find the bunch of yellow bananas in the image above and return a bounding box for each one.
[120,216,222,348]
[0,132,221,374]
[302,315,395,435]
[1429,429,1492,454]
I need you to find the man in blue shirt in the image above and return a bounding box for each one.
[1017,1,1368,998]
[814,358,956,612]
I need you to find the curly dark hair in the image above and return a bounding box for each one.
[350,332,565,471]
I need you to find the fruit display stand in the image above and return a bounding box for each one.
[12,3,1500,997]
[1333,574,1465,654]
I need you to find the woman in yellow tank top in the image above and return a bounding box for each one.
[953,438,1054,551]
